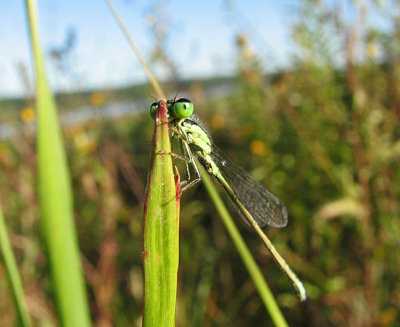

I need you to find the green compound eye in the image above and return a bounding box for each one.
[172,98,194,118]
[149,101,159,120]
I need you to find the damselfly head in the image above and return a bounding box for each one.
[170,98,194,119]
[151,97,194,120]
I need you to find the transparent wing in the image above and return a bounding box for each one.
[206,145,288,228]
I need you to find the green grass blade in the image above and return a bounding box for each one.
[143,100,179,327]
[0,202,33,327]
[24,1,91,326]
[104,4,179,324]
[199,168,289,327]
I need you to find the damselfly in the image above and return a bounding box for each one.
[150,98,306,301]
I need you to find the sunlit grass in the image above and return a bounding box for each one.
[25,0,91,325]
[0,202,32,327]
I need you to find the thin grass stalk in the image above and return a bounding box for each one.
[105,0,165,98]
[24,0,91,326]
[199,168,289,327]
[142,99,179,326]
[0,202,33,327]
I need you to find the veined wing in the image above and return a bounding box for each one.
[206,145,288,228]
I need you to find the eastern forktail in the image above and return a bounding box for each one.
[150,98,306,301]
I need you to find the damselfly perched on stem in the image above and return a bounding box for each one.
[150,98,306,301]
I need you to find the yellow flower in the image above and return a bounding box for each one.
[250,140,266,156]
[90,92,105,106]
[74,132,97,153]
[20,106,35,122]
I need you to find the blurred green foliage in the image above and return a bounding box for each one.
[1,0,400,326]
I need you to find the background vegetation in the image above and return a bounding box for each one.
[0,1,399,326]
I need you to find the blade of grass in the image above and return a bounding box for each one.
[105,3,180,324]
[199,167,289,327]
[0,202,33,327]
[142,100,179,326]
[24,1,91,326]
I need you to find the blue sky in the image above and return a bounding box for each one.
[0,1,301,97]
[0,1,396,98]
